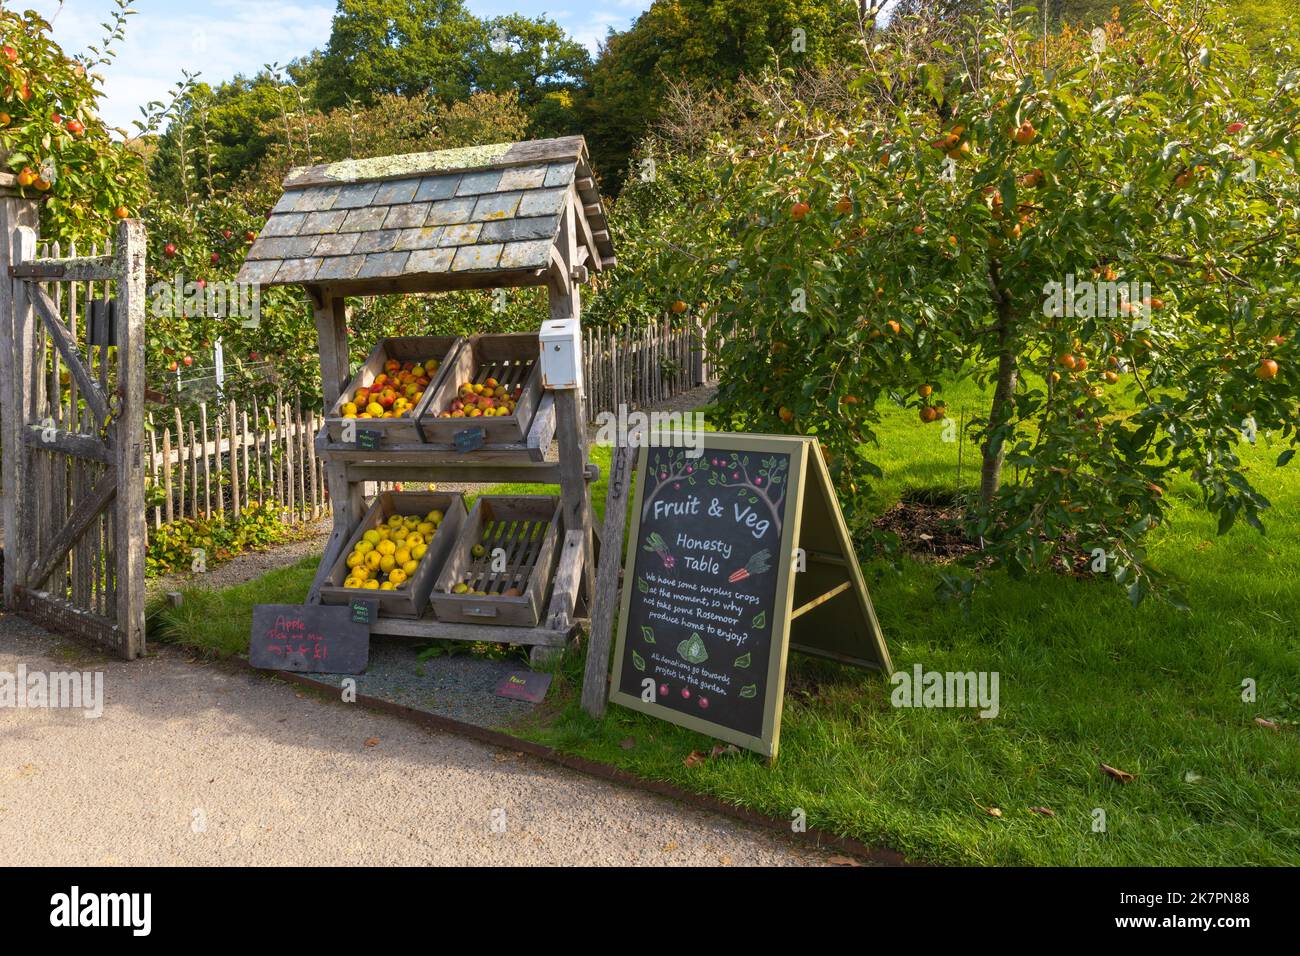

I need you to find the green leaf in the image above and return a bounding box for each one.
[734,652,751,668]
[738,684,758,699]
[640,625,655,644]
[1277,449,1295,467]
[631,650,645,672]
[752,611,766,629]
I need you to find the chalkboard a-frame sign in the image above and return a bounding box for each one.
[609,434,892,759]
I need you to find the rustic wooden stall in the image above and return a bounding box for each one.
[237,137,615,664]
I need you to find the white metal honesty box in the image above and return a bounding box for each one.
[539,318,583,391]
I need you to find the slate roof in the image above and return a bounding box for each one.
[237,136,614,290]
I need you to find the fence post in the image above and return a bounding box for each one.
[0,179,39,604]
[113,218,147,659]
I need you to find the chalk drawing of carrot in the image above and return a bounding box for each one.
[643,531,676,569]
[728,549,771,583]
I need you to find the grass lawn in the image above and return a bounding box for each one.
[151,382,1300,865]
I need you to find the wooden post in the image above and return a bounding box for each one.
[113,218,147,659]
[581,442,632,717]
[548,194,595,611]
[0,186,38,603]
[307,291,362,604]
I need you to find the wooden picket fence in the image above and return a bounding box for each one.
[145,396,328,529]
[582,317,717,421]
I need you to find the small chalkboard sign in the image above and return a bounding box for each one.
[609,434,890,759]
[356,428,381,450]
[249,601,375,674]
[454,426,486,453]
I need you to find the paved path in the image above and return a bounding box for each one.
[0,614,834,866]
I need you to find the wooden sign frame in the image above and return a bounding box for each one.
[608,433,890,759]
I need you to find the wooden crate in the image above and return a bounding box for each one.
[325,336,463,446]
[418,333,543,445]
[320,491,466,618]
[431,495,561,627]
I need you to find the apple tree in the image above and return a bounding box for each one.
[679,0,1300,603]
[0,3,146,242]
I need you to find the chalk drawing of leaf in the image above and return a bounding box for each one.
[637,577,648,593]
[734,652,751,668]
[752,611,766,629]
[641,626,655,644]
[632,650,645,672]
[739,684,757,699]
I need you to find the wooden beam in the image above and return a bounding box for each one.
[344,463,565,485]
[27,468,117,590]
[789,581,852,621]
[582,442,632,718]
[9,255,114,282]
[545,529,585,632]
[366,615,570,644]
[24,425,111,463]
[30,285,110,426]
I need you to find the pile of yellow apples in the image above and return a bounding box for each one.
[342,509,444,590]
[341,357,440,420]
[436,377,524,419]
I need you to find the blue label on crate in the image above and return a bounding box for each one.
[454,426,486,452]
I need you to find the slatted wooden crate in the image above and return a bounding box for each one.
[320,491,466,618]
[324,336,463,445]
[418,333,543,444]
[431,495,561,626]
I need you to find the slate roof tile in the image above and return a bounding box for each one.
[394,226,445,251]
[427,197,476,225]
[340,206,390,232]
[499,164,548,191]
[295,187,341,212]
[353,229,401,255]
[518,187,567,218]
[334,182,381,209]
[414,175,460,202]
[373,179,420,206]
[315,255,366,281]
[456,169,503,196]
[260,213,307,238]
[302,209,349,234]
[358,252,409,278]
[439,223,482,246]
[383,203,431,230]
[471,192,522,222]
[451,244,503,271]
[406,247,456,274]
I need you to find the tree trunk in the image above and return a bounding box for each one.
[980,267,1019,507]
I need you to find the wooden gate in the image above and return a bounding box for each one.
[1,186,147,659]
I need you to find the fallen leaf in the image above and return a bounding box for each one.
[363,737,380,748]
[826,854,862,867]
[1254,717,1279,730]
[619,737,637,750]
[1029,806,1056,817]
[684,750,707,768]
[719,854,733,866]
[1184,771,1203,783]
[976,803,1003,818]
[1100,762,1135,783]
[710,743,741,759]
[661,840,678,852]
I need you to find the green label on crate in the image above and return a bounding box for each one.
[349,600,375,625]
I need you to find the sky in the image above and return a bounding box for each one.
[22,0,652,133]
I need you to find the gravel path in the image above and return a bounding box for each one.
[0,614,839,866]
